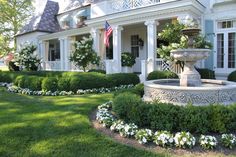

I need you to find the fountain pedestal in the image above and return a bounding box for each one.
[170,49,210,87]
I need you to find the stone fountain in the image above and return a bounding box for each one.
[143,27,236,106]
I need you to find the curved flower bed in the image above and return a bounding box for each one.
[96,101,236,150]
[0,82,134,96]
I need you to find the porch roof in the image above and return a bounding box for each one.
[86,0,205,28]
[38,26,90,41]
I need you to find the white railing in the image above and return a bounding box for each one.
[109,0,160,13]
[156,58,182,74]
[45,61,61,71]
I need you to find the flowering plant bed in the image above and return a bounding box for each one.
[0,82,133,96]
[94,101,236,153]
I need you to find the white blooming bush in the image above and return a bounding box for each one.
[98,101,113,110]
[96,102,115,127]
[135,129,153,144]
[110,120,125,132]
[199,135,217,150]
[4,83,133,96]
[221,134,236,149]
[153,131,174,147]
[70,36,100,72]
[119,123,138,138]
[14,44,41,71]
[174,132,196,149]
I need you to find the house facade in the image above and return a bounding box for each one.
[16,0,236,80]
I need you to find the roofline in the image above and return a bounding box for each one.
[57,4,90,16]
[15,30,52,37]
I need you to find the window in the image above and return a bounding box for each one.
[131,35,139,58]
[228,33,236,68]
[217,34,224,68]
[218,20,236,29]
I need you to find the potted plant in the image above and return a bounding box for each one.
[121,52,136,73]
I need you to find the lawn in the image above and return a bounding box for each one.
[0,87,163,157]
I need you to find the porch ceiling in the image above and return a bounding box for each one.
[86,0,205,28]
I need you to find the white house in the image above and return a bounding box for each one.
[16,0,236,80]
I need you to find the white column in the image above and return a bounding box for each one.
[112,25,123,73]
[63,37,72,71]
[59,38,64,71]
[39,41,46,70]
[145,20,158,74]
[91,28,100,54]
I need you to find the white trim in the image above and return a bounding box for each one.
[38,27,90,41]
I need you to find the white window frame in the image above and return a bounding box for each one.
[214,19,236,74]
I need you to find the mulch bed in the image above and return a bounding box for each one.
[90,110,236,157]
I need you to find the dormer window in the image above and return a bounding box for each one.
[75,9,87,28]
[60,14,71,29]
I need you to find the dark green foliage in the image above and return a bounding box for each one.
[133,83,144,97]
[0,71,140,92]
[107,73,140,86]
[148,103,180,131]
[8,61,20,71]
[228,70,236,82]
[88,69,106,74]
[113,93,236,134]
[178,105,210,134]
[113,92,142,122]
[147,70,178,80]
[196,68,215,79]
[58,77,71,91]
[42,77,58,92]
[14,75,43,90]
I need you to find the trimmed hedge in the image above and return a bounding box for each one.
[228,70,236,82]
[113,92,236,134]
[196,68,215,79]
[88,69,106,74]
[42,77,58,92]
[0,71,140,92]
[147,71,178,80]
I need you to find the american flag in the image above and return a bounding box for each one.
[104,21,113,47]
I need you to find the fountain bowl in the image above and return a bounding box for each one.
[171,49,211,62]
[143,79,236,106]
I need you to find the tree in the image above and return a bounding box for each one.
[0,0,33,54]
[70,36,100,72]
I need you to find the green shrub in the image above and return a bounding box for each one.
[113,92,142,122]
[58,77,71,91]
[42,77,58,92]
[88,69,106,74]
[196,68,215,79]
[134,83,144,97]
[112,93,236,134]
[147,70,178,80]
[178,105,210,133]
[14,75,27,88]
[228,70,236,82]
[148,103,180,131]
[14,75,43,90]
[107,73,140,86]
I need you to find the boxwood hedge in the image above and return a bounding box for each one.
[113,92,236,134]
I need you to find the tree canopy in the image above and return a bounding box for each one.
[0,0,33,56]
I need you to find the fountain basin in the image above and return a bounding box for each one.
[171,49,210,62]
[143,79,236,106]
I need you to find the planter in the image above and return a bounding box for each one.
[122,66,133,73]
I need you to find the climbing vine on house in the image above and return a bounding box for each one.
[70,36,100,72]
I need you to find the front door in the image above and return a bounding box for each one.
[131,35,141,72]
[215,31,236,74]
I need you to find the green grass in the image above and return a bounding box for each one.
[0,88,163,157]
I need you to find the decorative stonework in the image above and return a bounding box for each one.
[143,79,236,106]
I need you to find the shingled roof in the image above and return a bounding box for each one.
[17,0,61,36]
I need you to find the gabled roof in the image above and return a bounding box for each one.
[17,0,61,36]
